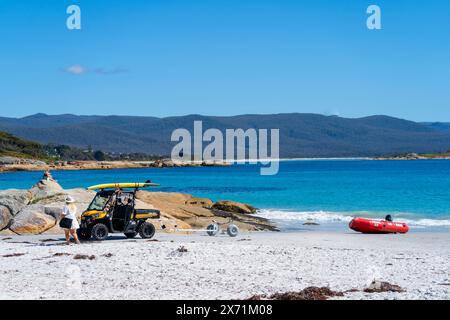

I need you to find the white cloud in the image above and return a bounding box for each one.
[65,64,87,75]
[63,65,128,75]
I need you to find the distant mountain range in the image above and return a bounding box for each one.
[1,113,450,158]
[421,122,450,133]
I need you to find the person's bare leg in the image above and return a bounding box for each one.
[71,229,81,244]
[64,229,70,245]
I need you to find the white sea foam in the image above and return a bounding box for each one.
[257,209,354,222]
[257,209,450,228]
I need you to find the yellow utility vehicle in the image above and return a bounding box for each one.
[77,182,160,241]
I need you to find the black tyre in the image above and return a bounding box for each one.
[206,223,219,236]
[77,228,91,241]
[139,222,155,239]
[124,232,137,239]
[91,223,109,241]
[227,224,239,237]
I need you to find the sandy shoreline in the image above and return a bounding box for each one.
[1,231,449,300]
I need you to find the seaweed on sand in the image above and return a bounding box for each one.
[73,254,96,260]
[2,253,26,258]
[248,287,344,300]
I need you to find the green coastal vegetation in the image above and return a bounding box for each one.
[0,131,161,162]
[376,151,450,160]
[421,152,450,158]
[0,131,49,160]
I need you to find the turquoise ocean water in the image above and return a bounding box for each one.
[1,160,449,230]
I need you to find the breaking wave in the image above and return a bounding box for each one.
[257,209,450,228]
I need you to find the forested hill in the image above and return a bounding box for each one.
[1,113,450,157]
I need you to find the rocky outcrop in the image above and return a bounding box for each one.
[150,159,230,168]
[0,178,66,233]
[136,191,276,232]
[212,200,257,214]
[9,204,56,234]
[0,205,12,230]
[36,188,96,219]
[136,192,215,222]
[0,159,230,173]
[0,156,46,166]
[0,177,277,235]
[0,190,32,216]
[30,178,64,200]
[184,197,213,208]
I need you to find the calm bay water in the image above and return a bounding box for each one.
[1,160,450,229]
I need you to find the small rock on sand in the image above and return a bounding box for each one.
[303,221,320,226]
[364,280,405,293]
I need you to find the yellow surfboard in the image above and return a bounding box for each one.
[87,182,159,190]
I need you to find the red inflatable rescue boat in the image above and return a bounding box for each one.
[349,217,409,234]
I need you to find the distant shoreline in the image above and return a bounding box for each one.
[0,159,230,173]
[1,155,450,173]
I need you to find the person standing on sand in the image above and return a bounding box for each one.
[61,196,81,245]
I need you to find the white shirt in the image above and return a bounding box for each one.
[63,205,77,220]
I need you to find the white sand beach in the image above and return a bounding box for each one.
[1,231,449,300]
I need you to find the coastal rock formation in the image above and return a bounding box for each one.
[185,197,213,208]
[0,190,32,216]
[0,158,230,173]
[0,205,12,230]
[212,200,257,214]
[0,156,46,166]
[151,159,230,168]
[9,204,56,234]
[0,176,277,235]
[136,192,276,232]
[30,178,64,199]
[44,206,64,220]
[136,192,217,223]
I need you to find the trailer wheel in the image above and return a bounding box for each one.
[206,223,219,236]
[227,224,239,237]
[91,223,109,241]
[139,222,155,239]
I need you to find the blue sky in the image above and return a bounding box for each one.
[0,0,449,121]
